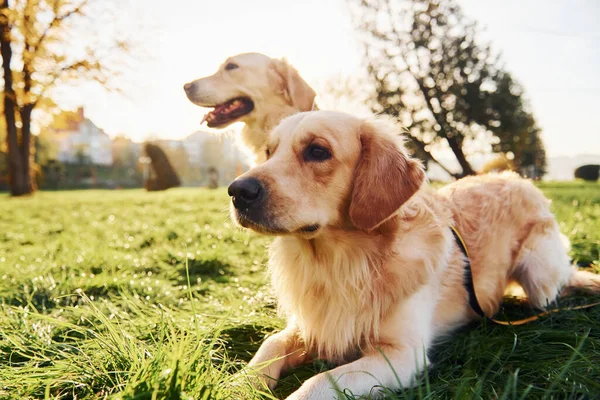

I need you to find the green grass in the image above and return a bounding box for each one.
[0,182,599,399]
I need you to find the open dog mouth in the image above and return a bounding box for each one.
[201,97,254,127]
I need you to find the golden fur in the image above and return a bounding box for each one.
[228,111,600,399]
[184,53,316,163]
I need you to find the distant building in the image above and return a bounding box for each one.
[175,130,251,184]
[182,130,249,169]
[40,106,254,187]
[46,107,113,165]
[183,131,211,166]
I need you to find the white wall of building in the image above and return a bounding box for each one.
[54,119,113,165]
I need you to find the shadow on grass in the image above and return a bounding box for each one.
[219,323,271,365]
[6,280,124,313]
[177,257,233,284]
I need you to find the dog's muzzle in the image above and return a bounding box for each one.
[183,82,198,102]
[228,177,265,210]
[228,177,271,229]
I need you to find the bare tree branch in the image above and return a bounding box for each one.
[32,0,90,55]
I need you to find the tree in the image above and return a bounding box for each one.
[0,102,6,186]
[348,0,546,178]
[144,143,181,192]
[319,73,442,173]
[574,165,599,182]
[0,0,135,196]
[488,74,546,178]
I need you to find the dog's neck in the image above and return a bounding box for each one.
[268,218,403,363]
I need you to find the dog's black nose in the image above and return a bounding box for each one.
[183,82,194,93]
[228,178,264,209]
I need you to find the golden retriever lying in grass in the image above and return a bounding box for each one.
[227,111,600,399]
[183,53,316,164]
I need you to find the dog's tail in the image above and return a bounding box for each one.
[562,267,600,297]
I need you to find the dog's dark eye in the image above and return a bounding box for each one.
[265,148,271,159]
[225,63,239,71]
[303,144,331,162]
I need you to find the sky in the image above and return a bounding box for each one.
[56,0,600,158]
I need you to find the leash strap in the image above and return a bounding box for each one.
[450,226,486,319]
[450,225,600,326]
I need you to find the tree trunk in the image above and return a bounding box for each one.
[446,136,476,177]
[0,0,34,196]
[406,136,461,179]
[20,104,37,192]
[411,73,476,177]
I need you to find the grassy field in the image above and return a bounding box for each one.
[0,182,599,399]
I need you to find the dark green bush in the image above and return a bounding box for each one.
[574,164,600,182]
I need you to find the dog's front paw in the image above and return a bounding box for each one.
[285,390,313,400]
[285,375,340,400]
[286,389,330,400]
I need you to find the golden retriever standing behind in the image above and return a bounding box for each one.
[227,111,600,399]
[183,53,316,164]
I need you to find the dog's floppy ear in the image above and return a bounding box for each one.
[268,58,316,111]
[349,119,425,231]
